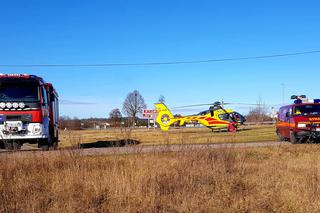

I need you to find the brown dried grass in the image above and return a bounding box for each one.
[1,144,320,212]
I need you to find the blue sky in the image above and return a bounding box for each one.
[1,0,320,118]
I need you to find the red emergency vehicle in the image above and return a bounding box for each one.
[0,74,59,150]
[276,95,320,143]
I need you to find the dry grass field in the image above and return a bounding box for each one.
[59,125,277,148]
[2,144,320,212]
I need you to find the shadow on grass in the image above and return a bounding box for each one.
[79,139,140,149]
[236,128,252,132]
[210,128,252,133]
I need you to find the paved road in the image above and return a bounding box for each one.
[0,141,284,156]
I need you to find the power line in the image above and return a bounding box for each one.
[0,50,319,68]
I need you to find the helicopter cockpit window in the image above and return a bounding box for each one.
[219,113,230,121]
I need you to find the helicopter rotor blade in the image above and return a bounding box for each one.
[226,103,281,108]
[172,103,213,109]
[172,101,279,109]
[173,102,259,109]
[223,102,262,106]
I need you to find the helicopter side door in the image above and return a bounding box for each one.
[218,112,231,121]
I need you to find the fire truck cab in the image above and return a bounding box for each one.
[276,95,320,143]
[0,74,59,150]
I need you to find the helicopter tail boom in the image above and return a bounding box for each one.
[154,103,176,131]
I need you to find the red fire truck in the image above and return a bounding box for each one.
[0,74,59,150]
[276,95,320,143]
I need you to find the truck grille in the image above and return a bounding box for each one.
[0,114,33,123]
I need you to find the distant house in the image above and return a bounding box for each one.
[103,123,111,129]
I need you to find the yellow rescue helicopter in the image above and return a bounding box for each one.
[154,101,248,132]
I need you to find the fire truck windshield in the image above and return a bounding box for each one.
[294,105,320,116]
[0,81,39,102]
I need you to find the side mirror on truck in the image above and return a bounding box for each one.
[285,111,291,118]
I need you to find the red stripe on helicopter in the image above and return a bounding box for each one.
[208,121,230,125]
[205,118,216,121]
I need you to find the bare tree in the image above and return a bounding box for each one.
[109,108,122,127]
[122,90,147,127]
[246,97,272,123]
[158,95,165,103]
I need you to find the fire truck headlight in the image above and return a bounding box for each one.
[6,102,12,109]
[32,124,42,134]
[12,102,19,108]
[18,102,25,108]
[297,123,307,128]
[0,102,5,108]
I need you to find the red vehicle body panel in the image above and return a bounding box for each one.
[0,110,43,123]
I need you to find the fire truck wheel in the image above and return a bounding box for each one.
[276,129,287,142]
[4,142,13,150]
[38,140,49,151]
[40,144,49,151]
[12,141,21,150]
[0,141,5,149]
[50,142,58,150]
[290,131,299,144]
